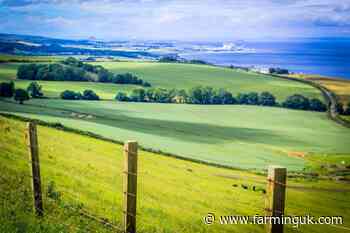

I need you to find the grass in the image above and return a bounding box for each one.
[1,115,350,233]
[1,98,349,171]
[0,61,323,101]
[101,62,323,101]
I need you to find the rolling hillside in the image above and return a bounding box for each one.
[1,99,349,170]
[0,61,323,101]
[1,116,349,233]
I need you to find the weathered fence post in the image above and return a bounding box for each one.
[265,166,287,233]
[123,141,138,233]
[26,122,43,217]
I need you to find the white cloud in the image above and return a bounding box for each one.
[1,0,350,40]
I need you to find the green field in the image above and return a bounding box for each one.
[1,98,349,170]
[0,61,323,101]
[1,116,349,233]
[0,61,348,170]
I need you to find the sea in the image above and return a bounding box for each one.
[180,38,350,80]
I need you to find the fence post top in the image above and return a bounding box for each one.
[27,121,37,127]
[126,140,137,145]
[268,165,286,170]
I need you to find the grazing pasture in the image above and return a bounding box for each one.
[0,116,349,233]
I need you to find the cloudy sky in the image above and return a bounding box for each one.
[1,0,350,41]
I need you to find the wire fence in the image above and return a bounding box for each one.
[1,121,350,233]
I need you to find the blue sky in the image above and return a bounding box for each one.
[1,0,350,41]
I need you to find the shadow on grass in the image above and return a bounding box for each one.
[0,100,307,147]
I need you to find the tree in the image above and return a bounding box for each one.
[82,90,99,100]
[98,69,111,83]
[27,82,43,98]
[344,102,350,115]
[246,92,259,105]
[142,81,151,87]
[60,90,81,100]
[335,102,344,115]
[0,81,15,97]
[237,93,249,105]
[14,88,29,104]
[309,98,327,112]
[115,92,129,101]
[260,92,276,106]
[17,64,38,80]
[218,89,236,104]
[189,86,204,104]
[130,88,146,102]
[282,94,310,110]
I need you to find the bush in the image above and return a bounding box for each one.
[246,92,259,105]
[60,90,81,100]
[14,88,29,104]
[344,102,350,115]
[0,81,15,97]
[237,93,249,105]
[115,92,129,101]
[282,94,310,110]
[142,81,151,87]
[27,82,43,98]
[335,102,344,115]
[130,88,146,102]
[82,90,100,100]
[259,92,276,106]
[309,98,327,112]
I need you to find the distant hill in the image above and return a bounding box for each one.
[0,33,158,58]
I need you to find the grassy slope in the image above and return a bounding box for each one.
[102,62,322,101]
[1,99,350,170]
[0,61,322,101]
[1,116,349,233]
[0,63,135,99]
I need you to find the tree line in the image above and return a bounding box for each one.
[16,57,151,87]
[0,81,43,104]
[115,86,331,112]
[2,81,350,115]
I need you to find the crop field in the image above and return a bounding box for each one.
[1,98,349,170]
[0,61,323,101]
[1,116,350,233]
[289,74,350,105]
[101,62,323,101]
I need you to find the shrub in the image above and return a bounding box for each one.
[246,92,259,105]
[282,94,310,110]
[259,92,276,106]
[237,93,249,105]
[142,81,151,87]
[60,90,81,100]
[82,90,100,100]
[335,102,344,115]
[344,102,350,115]
[115,92,129,101]
[309,98,327,112]
[14,88,29,104]
[0,81,15,97]
[130,88,146,102]
[27,82,43,98]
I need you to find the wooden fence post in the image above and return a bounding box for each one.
[123,141,138,233]
[26,122,43,217]
[265,166,287,233]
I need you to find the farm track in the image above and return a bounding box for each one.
[268,73,350,128]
